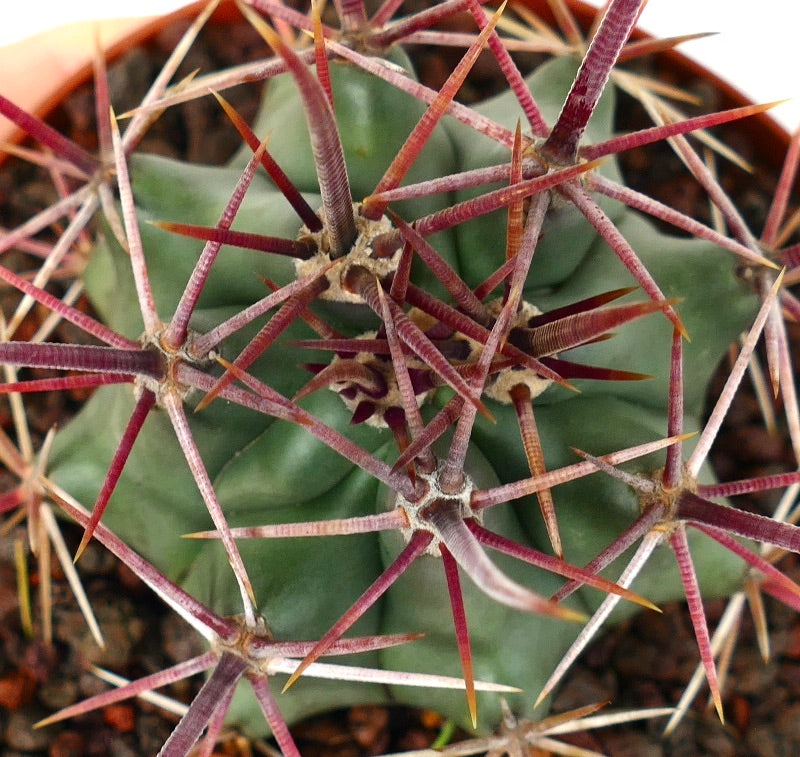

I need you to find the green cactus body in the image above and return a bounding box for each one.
[47,31,760,737]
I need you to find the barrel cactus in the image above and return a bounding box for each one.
[2,0,799,753]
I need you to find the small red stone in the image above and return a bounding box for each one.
[0,669,36,709]
[731,695,751,733]
[419,709,444,730]
[102,702,136,732]
[785,625,800,660]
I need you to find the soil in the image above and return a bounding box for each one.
[1,4,799,756]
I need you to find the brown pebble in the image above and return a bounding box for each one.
[397,728,437,751]
[744,723,781,757]
[599,730,665,757]
[117,561,144,593]
[24,639,58,683]
[774,701,800,741]
[4,708,53,751]
[348,705,389,749]
[37,674,79,711]
[49,731,85,757]
[293,714,350,744]
[697,726,737,757]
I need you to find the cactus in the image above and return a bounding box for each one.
[2,0,800,753]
